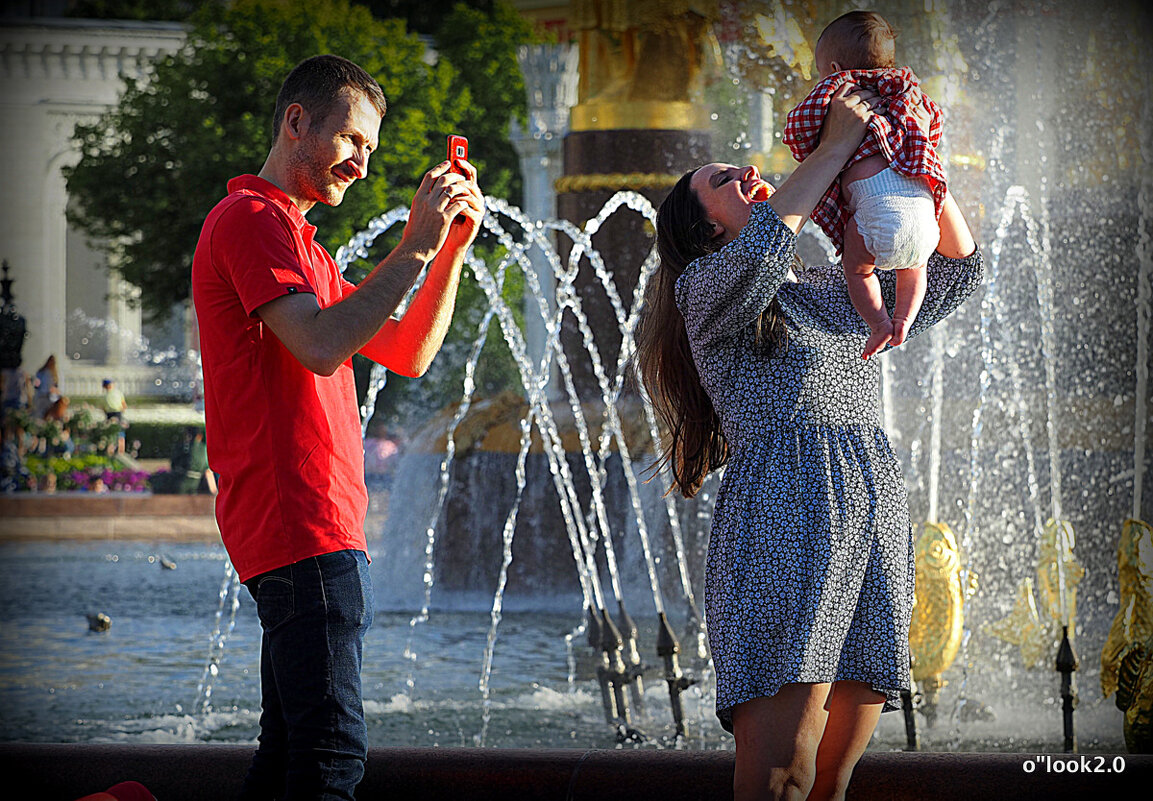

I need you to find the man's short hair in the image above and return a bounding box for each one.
[819,11,898,70]
[271,54,387,144]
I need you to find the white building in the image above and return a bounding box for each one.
[0,17,188,398]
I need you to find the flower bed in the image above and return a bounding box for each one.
[3,406,171,493]
[22,454,155,492]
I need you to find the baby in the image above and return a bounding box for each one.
[784,11,947,359]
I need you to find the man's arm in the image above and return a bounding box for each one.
[357,160,484,376]
[255,161,479,376]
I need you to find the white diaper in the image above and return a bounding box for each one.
[845,167,938,271]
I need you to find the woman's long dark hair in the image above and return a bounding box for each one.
[634,169,787,498]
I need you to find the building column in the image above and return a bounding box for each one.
[509,43,579,399]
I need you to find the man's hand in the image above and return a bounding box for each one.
[399,161,484,263]
[441,158,484,253]
[355,158,482,376]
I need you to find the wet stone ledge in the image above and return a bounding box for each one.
[0,493,219,541]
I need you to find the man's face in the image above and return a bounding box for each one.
[288,89,382,208]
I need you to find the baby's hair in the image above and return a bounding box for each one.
[818,10,898,70]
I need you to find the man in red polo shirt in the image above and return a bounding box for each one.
[191,54,483,800]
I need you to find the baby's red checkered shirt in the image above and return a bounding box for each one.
[782,67,947,255]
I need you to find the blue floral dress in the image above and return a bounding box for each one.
[674,202,983,731]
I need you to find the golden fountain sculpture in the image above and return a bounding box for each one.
[1100,518,1153,753]
[985,519,1086,667]
[909,521,977,721]
[569,0,722,131]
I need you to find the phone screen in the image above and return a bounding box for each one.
[447,135,468,175]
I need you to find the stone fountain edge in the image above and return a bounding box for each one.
[1,742,1147,800]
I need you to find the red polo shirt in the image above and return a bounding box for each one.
[192,175,368,582]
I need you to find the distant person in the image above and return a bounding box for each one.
[784,11,946,359]
[32,404,67,457]
[176,427,216,495]
[49,427,74,458]
[45,394,70,423]
[0,366,31,412]
[0,419,30,492]
[169,427,192,476]
[101,378,127,454]
[101,378,126,421]
[32,354,60,418]
[191,54,483,799]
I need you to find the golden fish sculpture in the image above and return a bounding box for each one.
[1100,518,1153,753]
[985,519,1086,667]
[983,577,1049,668]
[909,521,976,720]
[1036,519,1086,629]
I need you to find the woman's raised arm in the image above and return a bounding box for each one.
[767,83,874,232]
[935,189,977,259]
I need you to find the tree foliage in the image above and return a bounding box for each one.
[64,0,546,423]
[64,0,469,321]
[364,0,496,36]
[67,0,202,21]
[433,1,542,205]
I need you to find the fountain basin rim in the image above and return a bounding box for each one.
[2,743,1147,801]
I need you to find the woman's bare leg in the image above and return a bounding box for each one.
[808,680,886,801]
[731,683,832,801]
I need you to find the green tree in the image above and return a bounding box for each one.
[67,0,203,21]
[364,0,496,36]
[433,1,543,205]
[64,0,467,322]
[65,0,542,427]
[368,1,548,428]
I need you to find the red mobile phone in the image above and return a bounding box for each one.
[447,134,468,175]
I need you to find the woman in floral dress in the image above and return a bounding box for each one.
[635,85,981,801]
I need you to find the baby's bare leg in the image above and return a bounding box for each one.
[891,265,927,347]
[843,214,892,360]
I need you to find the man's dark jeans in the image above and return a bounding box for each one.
[239,549,374,801]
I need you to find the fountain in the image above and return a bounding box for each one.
[2,6,1153,790]
[137,0,1153,757]
[329,169,1140,750]
[339,0,1153,755]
